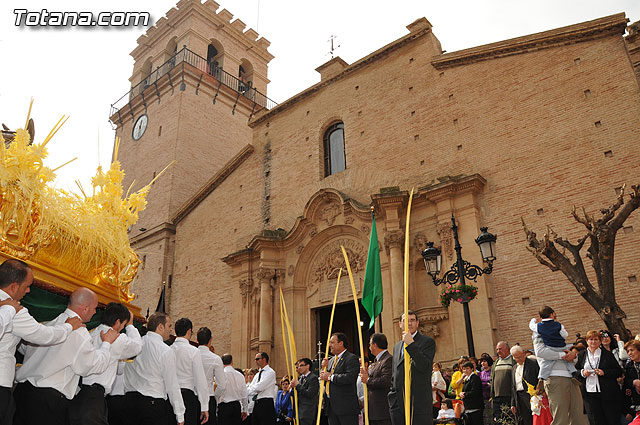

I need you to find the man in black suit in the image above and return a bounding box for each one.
[510,345,540,425]
[360,333,392,425]
[460,362,484,425]
[388,310,436,425]
[320,332,360,425]
[290,357,320,425]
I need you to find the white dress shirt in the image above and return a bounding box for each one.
[0,289,72,388]
[247,364,277,400]
[171,337,209,411]
[217,365,248,413]
[83,323,142,394]
[15,308,112,399]
[0,305,17,338]
[124,331,186,423]
[581,348,601,393]
[198,345,226,399]
[110,361,126,396]
[514,363,524,391]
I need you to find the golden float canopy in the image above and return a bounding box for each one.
[0,105,161,318]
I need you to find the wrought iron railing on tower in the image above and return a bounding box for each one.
[109,47,277,125]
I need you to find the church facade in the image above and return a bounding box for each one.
[112,0,640,371]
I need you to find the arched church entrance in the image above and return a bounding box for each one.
[313,300,372,361]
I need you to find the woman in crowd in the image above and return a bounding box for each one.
[576,329,623,425]
[478,357,492,425]
[449,356,470,399]
[275,376,294,424]
[600,330,629,368]
[624,340,640,421]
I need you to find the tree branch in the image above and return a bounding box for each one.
[609,184,640,233]
[597,184,625,226]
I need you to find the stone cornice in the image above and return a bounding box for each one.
[371,190,409,212]
[129,222,176,245]
[172,144,255,224]
[221,248,252,266]
[131,0,273,64]
[417,174,486,202]
[249,25,434,127]
[431,13,628,70]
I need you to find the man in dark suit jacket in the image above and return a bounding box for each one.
[510,345,540,425]
[320,332,360,425]
[387,310,436,425]
[460,362,484,425]
[360,333,392,425]
[290,357,320,425]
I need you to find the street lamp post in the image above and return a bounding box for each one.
[421,215,497,357]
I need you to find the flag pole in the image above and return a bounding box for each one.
[404,188,414,425]
[341,246,369,425]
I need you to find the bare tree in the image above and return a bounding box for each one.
[522,184,640,340]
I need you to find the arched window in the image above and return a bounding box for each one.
[206,40,224,78]
[324,122,346,177]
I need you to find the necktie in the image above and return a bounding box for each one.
[325,356,340,397]
[252,369,264,401]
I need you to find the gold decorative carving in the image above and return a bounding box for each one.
[0,116,160,307]
[361,225,370,234]
[287,265,294,276]
[437,223,454,261]
[309,226,318,238]
[345,217,354,225]
[296,245,305,254]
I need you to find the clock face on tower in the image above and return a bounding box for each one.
[132,114,148,141]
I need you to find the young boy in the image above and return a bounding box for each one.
[529,306,577,390]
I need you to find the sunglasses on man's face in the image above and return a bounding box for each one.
[255,357,262,361]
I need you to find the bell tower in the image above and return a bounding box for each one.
[109,0,274,314]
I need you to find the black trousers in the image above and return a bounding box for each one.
[68,384,108,425]
[465,410,483,425]
[515,390,533,425]
[218,400,242,425]
[13,381,71,425]
[124,391,171,425]
[0,386,14,425]
[252,398,276,425]
[106,394,127,425]
[583,392,619,425]
[327,410,358,425]
[180,388,200,425]
[208,396,218,425]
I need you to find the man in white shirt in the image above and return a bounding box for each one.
[0,259,82,425]
[124,312,186,425]
[172,318,210,425]
[14,287,119,425]
[0,299,21,338]
[247,351,277,425]
[68,302,142,425]
[197,326,226,425]
[216,353,248,425]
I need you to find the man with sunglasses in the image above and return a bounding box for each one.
[248,352,277,425]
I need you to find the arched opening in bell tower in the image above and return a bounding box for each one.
[207,40,224,78]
